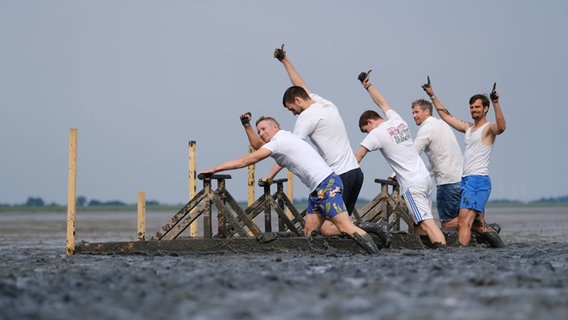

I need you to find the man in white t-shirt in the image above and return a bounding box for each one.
[411,98,463,229]
[271,44,364,222]
[354,70,446,247]
[201,116,379,254]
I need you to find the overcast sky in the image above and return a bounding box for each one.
[1,1,566,205]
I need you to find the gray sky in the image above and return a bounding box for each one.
[1,1,566,205]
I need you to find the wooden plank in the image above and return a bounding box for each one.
[66,128,78,256]
[188,140,198,237]
[137,191,145,241]
[162,203,210,240]
[209,193,251,237]
[220,189,262,237]
[152,189,207,240]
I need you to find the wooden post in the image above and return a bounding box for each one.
[286,170,294,219]
[247,145,255,207]
[189,140,198,237]
[137,190,146,241]
[66,128,78,256]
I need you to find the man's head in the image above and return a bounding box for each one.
[282,86,310,115]
[358,110,383,133]
[411,99,433,126]
[469,94,490,120]
[256,116,281,143]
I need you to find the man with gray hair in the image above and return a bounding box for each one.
[411,98,463,229]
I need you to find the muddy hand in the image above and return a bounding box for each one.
[240,112,252,127]
[198,172,214,180]
[422,75,434,97]
[421,75,431,90]
[273,43,286,61]
[358,69,372,84]
[490,82,499,101]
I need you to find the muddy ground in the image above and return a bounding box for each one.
[1,207,567,320]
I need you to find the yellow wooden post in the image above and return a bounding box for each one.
[247,145,255,207]
[137,190,146,241]
[286,170,294,219]
[189,140,198,237]
[66,128,78,256]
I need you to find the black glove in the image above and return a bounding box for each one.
[358,69,372,83]
[490,82,498,101]
[240,112,252,127]
[273,44,286,61]
[421,75,431,91]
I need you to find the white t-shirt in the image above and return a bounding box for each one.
[293,93,360,175]
[262,130,333,192]
[360,110,430,191]
[414,116,463,185]
[463,122,493,176]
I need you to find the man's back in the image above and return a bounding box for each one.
[361,110,430,190]
[293,93,359,175]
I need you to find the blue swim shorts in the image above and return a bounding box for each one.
[460,175,491,213]
[307,174,347,219]
[436,182,462,222]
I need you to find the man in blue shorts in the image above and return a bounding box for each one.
[201,116,380,254]
[423,82,506,247]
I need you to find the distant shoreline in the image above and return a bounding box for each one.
[1,201,567,213]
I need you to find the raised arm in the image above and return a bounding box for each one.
[488,84,506,135]
[240,112,264,150]
[421,76,470,133]
[274,44,311,94]
[358,70,391,114]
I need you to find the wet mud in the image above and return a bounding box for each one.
[1,207,567,319]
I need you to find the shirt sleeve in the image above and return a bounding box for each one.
[414,126,430,155]
[360,130,381,152]
[293,113,317,140]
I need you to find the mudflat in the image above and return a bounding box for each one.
[1,207,567,319]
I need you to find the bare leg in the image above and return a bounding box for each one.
[441,217,458,229]
[417,219,446,244]
[458,208,476,245]
[472,212,505,248]
[329,212,366,235]
[471,213,490,233]
[318,220,341,236]
[331,211,379,254]
[305,214,365,237]
[303,214,325,237]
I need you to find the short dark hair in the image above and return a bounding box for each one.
[469,94,490,108]
[282,86,310,107]
[255,116,280,128]
[358,110,382,132]
[411,99,433,115]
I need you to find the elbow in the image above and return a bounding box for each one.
[498,122,507,134]
[252,142,264,150]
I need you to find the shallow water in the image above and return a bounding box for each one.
[0,206,567,320]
